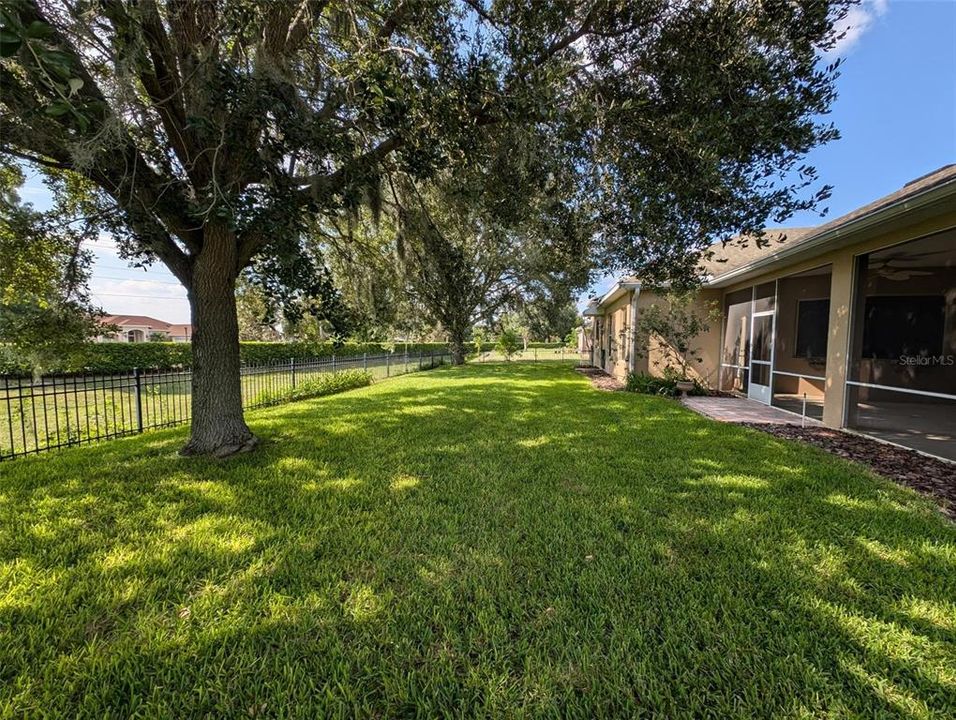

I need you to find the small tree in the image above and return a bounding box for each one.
[564,327,579,350]
[496,328,521,361]
[636,292,720,381]
[472,328,486,358]
[236,278,284,342]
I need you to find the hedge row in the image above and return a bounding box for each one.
[0,339,567,375]
[0,341,452,376]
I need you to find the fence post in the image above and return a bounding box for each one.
[133,367,144,434]
[535,348,538,363]
[419,349,423,370]
[332,354,336,373]
[291,357,297,389]
[386,352,390,377]
[363,352,368,371]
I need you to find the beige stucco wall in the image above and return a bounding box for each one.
[594,294,632,379]
[633,289,722,388]
[589,208,956,432]
[773,272,831,377]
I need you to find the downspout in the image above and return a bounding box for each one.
[627,282,642,374]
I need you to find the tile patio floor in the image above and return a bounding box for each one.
[683,396,822,426]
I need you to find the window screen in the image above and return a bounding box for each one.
[794,299,830,359]
[861,295,945,359]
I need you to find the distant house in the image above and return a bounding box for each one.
[96,315,192,343]
[167,324,193,342]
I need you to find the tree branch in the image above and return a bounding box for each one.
[300,135,403,201]
[129,0,204,185]
[0,148,73,171]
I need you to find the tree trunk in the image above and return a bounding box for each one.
[449,327,467,365]
[181,226,256,457]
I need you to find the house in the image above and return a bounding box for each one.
[96,315,192,343]
[585,164,956,462]
[167,323,193,342]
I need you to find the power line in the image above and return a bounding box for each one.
[92,291,187,299]
[91,260,179,276]
[92,274,182,286]
[92,260,176,274]
[83,241,121,250]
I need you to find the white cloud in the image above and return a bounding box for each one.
[86,238,190,323]
[825,0,889,58]
[88,277,190,324]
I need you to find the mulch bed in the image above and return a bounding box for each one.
[742,423,956,520]
[575,366,625,391]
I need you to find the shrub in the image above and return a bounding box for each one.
[253,370,373,407]
[625,370,707,397]
[0,339,559,376]
[625,372,677,396]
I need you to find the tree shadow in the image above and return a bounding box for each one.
[1,363,954,716]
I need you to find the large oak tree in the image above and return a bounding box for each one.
[0,0,849,455]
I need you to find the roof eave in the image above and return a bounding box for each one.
[591,279,641,313]
[582,301,601,317]
[705,178,956,289]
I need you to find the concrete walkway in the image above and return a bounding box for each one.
[682,396,822,426]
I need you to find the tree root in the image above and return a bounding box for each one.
[179,434,259,459]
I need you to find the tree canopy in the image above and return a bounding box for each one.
[0,0,851,454]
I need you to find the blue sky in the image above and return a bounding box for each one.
[787,0,956,226]
[16,0,956,324]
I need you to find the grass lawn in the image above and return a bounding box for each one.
[1,363,954,718]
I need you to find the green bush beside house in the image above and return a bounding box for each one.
[625,369,708,397]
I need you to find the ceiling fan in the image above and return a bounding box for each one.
[869,249,947,281]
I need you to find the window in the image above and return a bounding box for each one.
[623,307,630,362]
[861,295,945,359]
[794,299,830,359]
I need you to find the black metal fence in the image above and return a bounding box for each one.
[1,350,450,460]
[473,346,582,363]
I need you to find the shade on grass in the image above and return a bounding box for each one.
[1,364,954,718]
